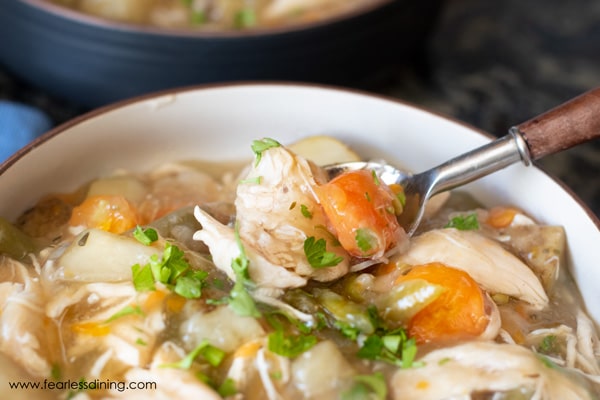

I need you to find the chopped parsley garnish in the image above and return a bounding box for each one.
[234,8,256,29]
[334,320,361,340]
[267,329,317,358]
[210,223,261,317]
[355,228,377,254]
[133,225,158,245]
[212,278,225,290]
[131,263,155,292]
[355,306,422,368]
[104,305,145,323]
[265,310,312,334]
[51,363,61,380]
[229,280,260,317]
[218,378,237,397]
[304,236,344,269]
[240,176,262,185]
[300,204,313,219]
[341,372,387,400]
[537,354,559,369]
[191,10,206,25]
[444,213,479,231]
[357,329,420,368]
[161,339,226,369]
[251,138,280,166]
[229,226,260,317]
[371,170,380,185]
[174,271,208,299]
[539,335,558,353]
[131,227,208,299]
[444,213,480,230]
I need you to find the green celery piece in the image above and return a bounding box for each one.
[314,289,374,334]
[376,278,445,323]
[0,217,37,259]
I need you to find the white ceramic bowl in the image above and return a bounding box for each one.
[1,83,599,326]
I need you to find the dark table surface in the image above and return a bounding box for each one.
[2,0,599,218]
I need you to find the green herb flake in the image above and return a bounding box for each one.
[268,330,317,358]
[226,224,261,317]
[133,226,158,246]
[334,321,361,340]
[212,278,225,290]
[271,371,283,380]
[161,340,225,370]
[539,335,558,353]
[240,176,262,185]
[131,263,155,292]
[364,191,372,202]
[342,372,387,400]
[251,138,280,166]
[444,213,480,230]
[66,378,87,399]
[356,335,384,360]
[218,378,237,397]
[300,204,313,219]
[314,311,328,330]
[234,8,256,29]
[175,270,209,299]
[357,326,420,368]
[304,236,344,269]
[438,357,451,366]
[401,337,420,368]
[367,305,385,331]
[355,228,377,254]
[135,338,147,346]
[371,170,380,185]
[50,363,61,381]
[206,297,230,306]
[104,305,145,324]
[131,239,208,299]
[229,280,261,317]
[537,354,559,369]
[265,310,312,334]
[191,10,206,25]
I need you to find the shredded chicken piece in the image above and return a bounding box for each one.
[193,206,307,290]
[391,341,597,400]
[106,342,222,399]
[0,259,50,377]
[395,228,549,309]
[234,146,349,282]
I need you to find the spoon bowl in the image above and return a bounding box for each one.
[325,87,600,236]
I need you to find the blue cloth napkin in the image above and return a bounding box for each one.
[0,100,53,163]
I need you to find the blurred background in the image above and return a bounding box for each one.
[1,0,599,216]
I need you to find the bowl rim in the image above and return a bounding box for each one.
[2,80,599,231]
[18,0,396,38]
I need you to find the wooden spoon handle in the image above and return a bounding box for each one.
[515,87,600,160]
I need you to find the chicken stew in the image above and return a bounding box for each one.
[0,136,599,399]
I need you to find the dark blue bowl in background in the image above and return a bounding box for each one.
[0,0,441,108]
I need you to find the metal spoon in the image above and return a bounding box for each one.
[325,87,600,236]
